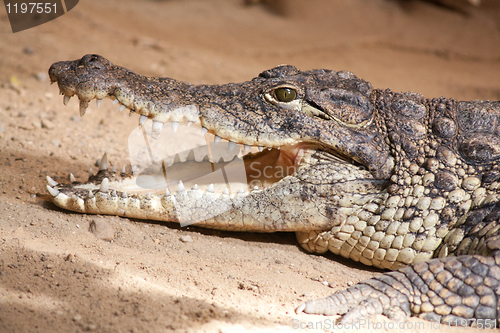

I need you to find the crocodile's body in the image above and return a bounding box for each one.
[47,55,500,325]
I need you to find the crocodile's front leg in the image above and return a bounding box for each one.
[297,252,500,325]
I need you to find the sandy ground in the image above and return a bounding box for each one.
[0,0,500,332]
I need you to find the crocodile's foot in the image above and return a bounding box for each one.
[297,253,500,325]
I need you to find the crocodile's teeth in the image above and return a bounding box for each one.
[223,188,229,195]
[202,155,210,162]
[258,146,264,152]
[139,115,147,126]
[277,146,280,150]
[187,121,193,127]
[121,191,127,198]
[63,95,70,106]
[201,127,208,135]
[99,153,108,171]
[172,121,179,132]
[79,100,88,117]
[207,184,214,193]
[69,173,76,183]
[46,176,58,187]
[186,149,195,161]
[96,99,102,109]
[146,193,151,200]
[192,184,199,190]
[177,180,185,192]
[228,142,236,151]
[121,165,126,174]
[112,165,117,173]
[173,154,181,164]
[113,99,120,104]
[218,157,225,163]
[88,190,95,198]
[111,190,117,197]
[89,168,93,177]
[100,178,109,193]
[214,136,222,144]
[253,186,259,191]
[239,188,245,193]
[152,121,163,132]
[46,185,59,196]
[244,145,250,153]
[165,188,170,196]
[118,104,127,112]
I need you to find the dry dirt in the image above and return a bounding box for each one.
[0,1,500,332]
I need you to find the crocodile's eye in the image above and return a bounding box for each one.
[274,88,297,103]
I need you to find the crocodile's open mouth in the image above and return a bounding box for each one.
[46,95,316,201]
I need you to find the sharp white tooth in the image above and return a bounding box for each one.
[112,165,116,173]
[89,168,93,177]
[119,104,126,112]
[228,142,236,150]
[46,176,58,187]
[79,100,88,117]
[173,154,181,164]
[165,188,171,196]
[139,115,147,126]
[113,99,119,104]
[201,127,208,135]
[253,186,259,191]
[239,188,245,193]
[99,153,108,171]
[172,121,179,132]
[207,184,214,193]
[132,166,137,173]
[121,191,127,198]
[258,146,264,152]
[96,99,102,109]
[111,190,117,197]
[63,95,70,106]
[46,185,59,196]
[152,121,163,133]
[267,147,272,151]
[121,165,126,173]
[146,193,151,200]
[186,150,195,161]
[218,157,225,163]
[100,178,109,193]
[69,173,76,183]
[193,184,199,190]
[187,121,193,127]
[214,136,222,144]
[244,145,250,153]
[202,155,210,162]
[223,188,229,195]
[88,190,94,198]
[277,146,280,150]
[177,180,185,192]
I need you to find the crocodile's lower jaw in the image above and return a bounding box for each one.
[45,126,318,228]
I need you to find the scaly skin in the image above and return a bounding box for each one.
[47,54,500,325]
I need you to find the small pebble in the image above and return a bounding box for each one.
[180,235,193,243]
[34,72,48,82]
[89,218,115,241]
[41,119,55,129]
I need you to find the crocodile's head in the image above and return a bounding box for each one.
[47,54,394,231]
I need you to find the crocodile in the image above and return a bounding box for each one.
[47,54,500,326]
